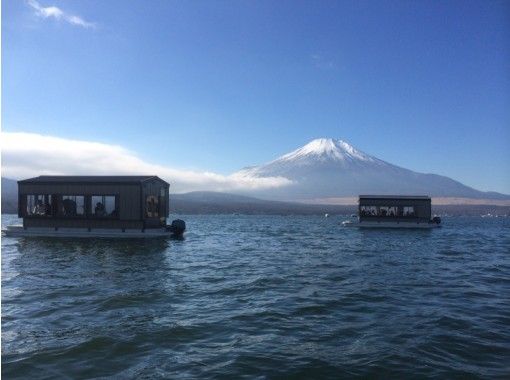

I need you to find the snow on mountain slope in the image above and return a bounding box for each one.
[236,138,386,176]
[278,138,374,162]
[234,138,510,200]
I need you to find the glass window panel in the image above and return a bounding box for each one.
[360,205,377,216]
[146,195,159,218]
[26,195,53,216]
[379,206,389,216]
[92,195,117,217]
[403,206,415,216]
[61,196,85,216]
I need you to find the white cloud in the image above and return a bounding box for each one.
[1,132,292,193]
[27,0,95,28]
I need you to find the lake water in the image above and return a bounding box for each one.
[2,214,510,378]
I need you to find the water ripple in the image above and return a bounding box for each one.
[2,215,510,378]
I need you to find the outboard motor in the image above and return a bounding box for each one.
[167,219,186,236]
[432,216,441,225]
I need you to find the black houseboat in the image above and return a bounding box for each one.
[3,176,185,237]
[343,195,441,228]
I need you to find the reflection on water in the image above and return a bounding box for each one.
[2,214,510,378]
[16,236,172,256]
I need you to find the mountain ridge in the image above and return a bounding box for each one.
[234,138,510,201]
[2,138,509,210]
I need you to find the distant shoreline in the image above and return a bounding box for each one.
[3,176,510,216]
[297,197,510,207]
[6,205,509,217]
[3,199,510,217]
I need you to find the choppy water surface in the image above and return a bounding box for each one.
[2,214,510,378]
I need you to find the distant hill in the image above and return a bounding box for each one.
[170,191,353,215]
[172,191,268,204]
[0,182,353,215]
[235,138,510,201]
[1,177,18,214]
[169,191,510,216]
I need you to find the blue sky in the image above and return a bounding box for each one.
[3,0,510,193]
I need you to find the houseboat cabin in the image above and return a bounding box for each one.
[343,195,441,228]
[4,176,185,238]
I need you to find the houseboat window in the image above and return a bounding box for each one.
[403,206,415,216]
[378,206,390,216]
[160,187,165,197]
[360,206,377,216]
[26,195,53,216]
[146,195,159,218]
[61,196,85,216]
[92,195,117,217]
[376,206,399,217]
[387,207,398,216]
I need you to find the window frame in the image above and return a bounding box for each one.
[360,205,377,217]
[89,194,120,219]
[145,195,159,218]
[22,193,121,219]
[402,206,416,217]
[60,195,86,218]
[25,194,54,218]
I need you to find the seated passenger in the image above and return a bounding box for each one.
[95,202,106,216]
[33,200,46,215]
[44,202,52,216]
[62,199,77,216]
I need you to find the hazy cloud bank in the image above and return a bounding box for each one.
[1,132,292,193]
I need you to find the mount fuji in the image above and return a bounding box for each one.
[234,138,509,201]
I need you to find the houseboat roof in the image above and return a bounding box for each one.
[359,195,431,200]
[18,175,168,185]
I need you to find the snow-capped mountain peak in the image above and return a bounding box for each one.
[232,137,509,200]
[278,138,373,162]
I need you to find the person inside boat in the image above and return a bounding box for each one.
[62,198,77,216]
[95,202,106,216]
[44,202,52,216]
[33,200,46,215]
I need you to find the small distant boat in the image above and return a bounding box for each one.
[2,176,186,238]
[342,195,441,229]
[324,213,329,218]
